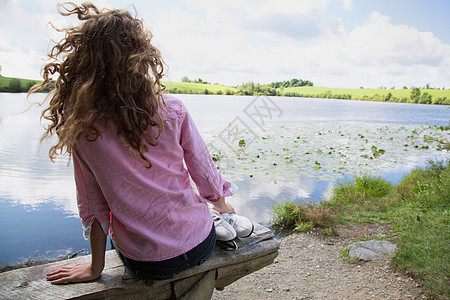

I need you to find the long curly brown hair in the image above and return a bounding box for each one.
[30,2,166,168]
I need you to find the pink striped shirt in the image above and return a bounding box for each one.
[73,95,234,261]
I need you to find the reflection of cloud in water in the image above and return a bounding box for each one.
[204,122,449,184]
[0,94,78,216]
[226,176,334,224]
[1,94,449,222]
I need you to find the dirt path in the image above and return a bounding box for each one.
[212,224,427,300]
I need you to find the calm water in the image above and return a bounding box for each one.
[0,93,449,267]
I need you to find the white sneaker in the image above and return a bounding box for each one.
[221,213,254,238]
[210,209,237,242]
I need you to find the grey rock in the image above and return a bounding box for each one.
[348,240,397,261]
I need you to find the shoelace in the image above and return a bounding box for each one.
[211,210,226,225]
[222,214,236,227]
[212,215,223,224]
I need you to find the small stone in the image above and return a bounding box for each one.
[282,288,290,292]
[266,288,273,292]
[348,240,397,261]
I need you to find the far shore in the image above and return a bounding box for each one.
[1,75,449,105]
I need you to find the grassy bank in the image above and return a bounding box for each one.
[0,76,41,92]
[283,86,450,99]
[271,160,450,298]
[162,81,237,95]
[0,76,237,95]
[2,75,449,104]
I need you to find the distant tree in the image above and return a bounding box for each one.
[9,78,22,92]
[426,83,430,89]
[385,92,392,102]
[410,87,421,103]
[0,65,2,76]
[419,92,432,104]
[37,80,56,93]
[26,81,36,92]
[181,76,190,83]
[269,78,314,88]
[402,86,408,89]
[290,78,299,87]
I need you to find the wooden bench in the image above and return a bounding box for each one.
[0,223,279,299]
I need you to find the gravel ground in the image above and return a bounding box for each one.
[212,224,428,300]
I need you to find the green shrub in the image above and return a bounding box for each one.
[330,174,393,204]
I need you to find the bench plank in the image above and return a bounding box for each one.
[0,223,279,299]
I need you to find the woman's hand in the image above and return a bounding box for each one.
[47,219,107,284]
[46,262,102,285]
[213,197,236,214]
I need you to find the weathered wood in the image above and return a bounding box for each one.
[173,270,215,300]
[215,251,279,290]
[0,223,279,300]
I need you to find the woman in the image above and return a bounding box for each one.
[32,2,236,284]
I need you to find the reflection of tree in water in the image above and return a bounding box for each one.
[225,176,335,225]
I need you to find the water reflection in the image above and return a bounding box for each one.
[0,94,77,216]
[228,176,337,224]
[0,93,448,266]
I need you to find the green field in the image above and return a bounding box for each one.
[0,76,40,89]
[282,86,450,99]
[1,76,449,104]
[0,76,237,94]
[163,81,238,94]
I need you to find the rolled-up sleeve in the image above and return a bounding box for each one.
[180,104,235,202]
[73,146,111,239]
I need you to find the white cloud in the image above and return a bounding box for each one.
[0,0,115,79]
[186,0,342,43]
[152,3,450,88]
[341,11,450,87]
[152,0,346,84]
[1,0,449,88]
[0,3,49,78]
[346,12,446,67]
[342,0,353,10]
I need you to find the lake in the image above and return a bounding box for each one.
[0,93,449,267]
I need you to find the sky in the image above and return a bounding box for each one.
[0,0,449,88]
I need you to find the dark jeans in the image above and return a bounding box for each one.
[111,225,216,281]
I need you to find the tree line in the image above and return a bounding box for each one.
[2,75,448,105]
[285,87,449,105]
[0,78,55,93]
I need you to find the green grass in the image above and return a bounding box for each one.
[0,76,40,89]
[0,76,237,94]
[162,81,237,94]
[282,86,450,99]
[271,199,333,233]
[272,160,450,298]
[2,75,450,103]
[2,75,449,104]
